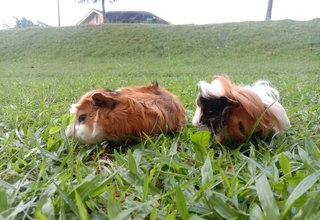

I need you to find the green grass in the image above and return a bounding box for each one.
[0,20,320,219]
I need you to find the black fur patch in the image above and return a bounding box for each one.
[198,96,236,133]
[239,122,246,135]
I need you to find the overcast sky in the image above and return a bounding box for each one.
[1,0,319,29]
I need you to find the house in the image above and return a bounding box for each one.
[77,9,169,25]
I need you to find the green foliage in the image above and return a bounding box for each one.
[0,21,320,219]
[14,17,35,28]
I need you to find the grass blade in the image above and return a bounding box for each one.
[206,193,244,219]
[176,186,189,220]
[305,137,320,160]
[292,191,320,220]
[55,184,79,219]
[201,155,213,186]
[282,171,320,216]
[142,171,149,202]
[279,153,291,177]
[108,190,122,219]
[249,203,264,220]
[75,190,88,220]
[0,190,9,213]
[128,150,138,175]
[245,103,273,143]
[255,174,280,220]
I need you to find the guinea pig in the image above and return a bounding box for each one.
[65,82,186,144]
[192,75,290,145]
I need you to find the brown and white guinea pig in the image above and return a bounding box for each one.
[192,75,290,145]
[65,82,186,144]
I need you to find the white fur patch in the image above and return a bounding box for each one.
[192,103,202,126]
[251,80,280,101]
[198,79,225,98]
[194,78,225,126]
[92,110,100,136]
[65,122,105,144]
[244,80,290,130]
[211,79,225,97]
[69,104,79,114]
[65,108,106,144]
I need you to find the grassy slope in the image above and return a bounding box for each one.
[0,20,320,219]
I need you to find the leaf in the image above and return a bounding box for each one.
[282,171,320,216]
[249,204,264,220]
[255,174,280,219]
[114,149,126,165]
[242,155,271,176]
[201,155,213,186]
[164,211,176,220]
[90,171,118,197]
[61,114,75,128]
[206,193,243,219]
[128,150,138,175]
[176,187,189,220]
[35,209,47,220]
[169,142,178,156]
[112,205,146,220]
[107,190,122,219]
[55,184,79,219]
[35,197,55,220]
[292,191,320,220]
[219,169,230,190]
[75,190,88,220]
[190,131,211,163]
[305,137,320,160]
[0,190,9,213]
[142,171,149,202]
[38,147,61,162]
[47,137,54,150]
[150,208,157,220]
[297,146,310,165]
[72,175,100,199]
[49,126,61,135]
[41,198,55,220]
[7,198,37,219]
[279,153,291,177]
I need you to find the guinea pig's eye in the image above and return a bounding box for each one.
[207,110,213,115]
[78,114,87,123]
[206,110,215,116]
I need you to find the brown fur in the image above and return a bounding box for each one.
[68,83,186,144]
[196,76,290,144]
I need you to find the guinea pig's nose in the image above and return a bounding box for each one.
[197,123,208,131]
[65,125,73,138]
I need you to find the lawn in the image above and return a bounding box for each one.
[0,20,320,219]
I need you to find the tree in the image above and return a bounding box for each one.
[265,0,273,21]
[77,0,117,23]
[14,17,35,28]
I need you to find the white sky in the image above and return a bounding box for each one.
[0,0,319,29]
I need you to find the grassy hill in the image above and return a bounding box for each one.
[1,20,320,61]
[0,20,320,219]
[1,20,320,73]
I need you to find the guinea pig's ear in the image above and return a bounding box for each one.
[220,96,239,119]
[220,96,239,108]
[91,92,116,109]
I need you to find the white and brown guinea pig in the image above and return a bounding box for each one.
[65,82,186,144]
[192,75,290,145]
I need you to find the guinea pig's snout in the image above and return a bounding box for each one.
[192,105,203,127]
[65,123,75,138]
